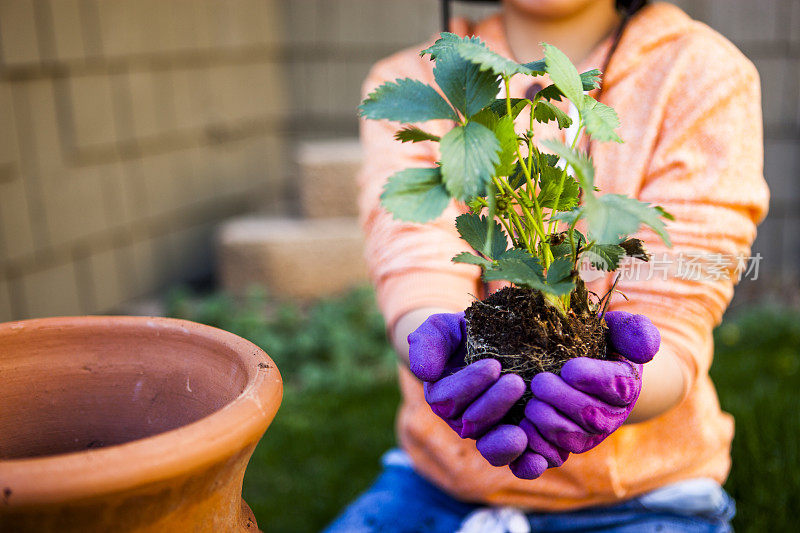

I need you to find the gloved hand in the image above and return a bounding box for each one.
[408,313,529,469]
[522,311,660,469]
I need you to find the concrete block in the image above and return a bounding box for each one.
[0,83,21,181]
[0,278,13,322]
[752,56,798,132]
[169,222,215,283]
[95,0,138,58]
[127,70,163,141]
[210,133,286,202]
[333,0,389,45]
[90,158,139,228]
[68,74,117,150]
[298,58,333,116]
[209,64,243,123]
[41,167,107,247]
[83,245,125,312]
[48,0,87,61]
[227,0,282,47]
[0,0,41,66]
[14,79,63,178]
[171,67,215,131]
[764,139,800,202]
[341,60,374,116]
[706,0,782,46]
[283,0,321,46]
[665,0,709,22]
[203,0,238,49]
[135,151,195,218]
[751,213,783,277]
[780,214,800,284]
[19,261,83,318]
[217,216,368,300]
[209,64,259,123]
[151,0,197,54]
[131,236,159,296]
[297,139,362,218]
[186,146,220,204]
[0,178,38,262]
[250,60,289,119]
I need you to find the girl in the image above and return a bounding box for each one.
[327,1,769,531]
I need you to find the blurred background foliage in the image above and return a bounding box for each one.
[169,286,800,532]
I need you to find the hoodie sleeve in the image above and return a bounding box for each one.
[358,53,482,332]
[609,33,770,393]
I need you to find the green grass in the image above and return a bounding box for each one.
[711,306,800,532]
[242,379,400,532]
[169,288,799,532]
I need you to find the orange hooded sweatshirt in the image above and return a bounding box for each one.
[358,2,769,510]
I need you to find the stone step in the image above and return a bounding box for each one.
[216,216,367,300]
[296,139,362,219]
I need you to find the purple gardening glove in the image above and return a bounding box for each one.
[408,313,529,468]
[521,311,660,471]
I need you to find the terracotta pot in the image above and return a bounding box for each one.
[0,316,282,532]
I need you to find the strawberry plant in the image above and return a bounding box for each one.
[359,33,672,420]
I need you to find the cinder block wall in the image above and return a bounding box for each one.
[0,0,290,320]
[1,0,796,320]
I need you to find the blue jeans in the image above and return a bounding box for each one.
[324,450,735,533]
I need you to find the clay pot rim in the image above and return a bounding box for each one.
[0,315,283,507]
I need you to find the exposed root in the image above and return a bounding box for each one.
[464,285,608,423]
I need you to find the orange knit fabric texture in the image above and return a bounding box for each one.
[357,2,769,510]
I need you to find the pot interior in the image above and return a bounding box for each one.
[0,319,250,459]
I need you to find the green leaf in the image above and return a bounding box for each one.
[540,138,595,191]
[452,251,493,268]
[487,98,529,119]
[546,257,575,295]
[583,243,625,271]
[434,48,501,117]
[538,166,580,210]
[394,125,440,143]
[550,230,586,259]
[521,58,547,74]
[536,151,560,170]
[470,108,500,130]
[493,115,519,176]
[507,162,527,190]
[655,205,675,221]
[472,99,528,131]
[380,167,450,223]
[550,208,583,225]
[484,181,498,255]
[580,69,602,91]
[359,78,457,123]
[499,248,533,262]
[440,122,501,200]
[483,257,546,289]
[582,194,672,246]
[535,83,564,102]
[535,70,602,102]
[543,43,584,108]
[420,32,481,59]
[455,213,508,259]
[453,40,536,77]
[533,100,573,128]
[582,95,622,143]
